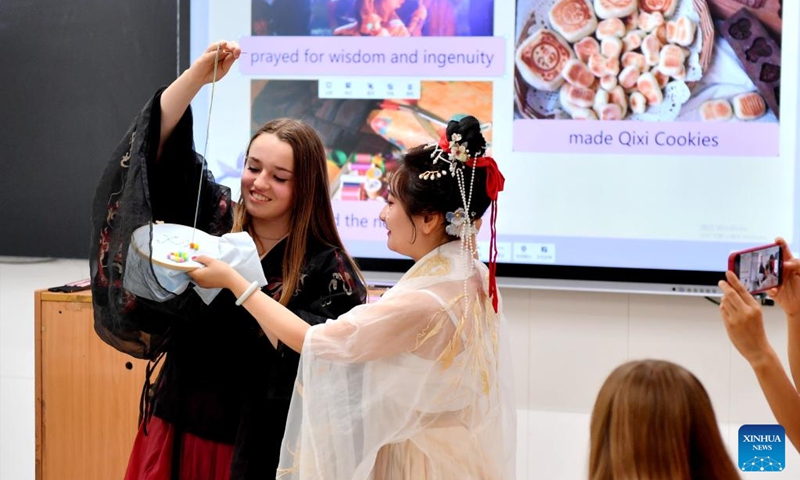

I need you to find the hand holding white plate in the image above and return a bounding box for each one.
[126,223,266,304]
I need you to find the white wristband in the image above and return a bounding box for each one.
[235,281,260,306]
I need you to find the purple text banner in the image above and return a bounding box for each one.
[332,200,385,241]
[513,120,780,157]
[240,36,505,77]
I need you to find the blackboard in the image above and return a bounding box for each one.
[0,0,189,258]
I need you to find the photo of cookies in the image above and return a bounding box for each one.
[513,0,783,123]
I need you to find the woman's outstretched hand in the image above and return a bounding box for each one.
[719,270,773,366]
[188,255,240,290]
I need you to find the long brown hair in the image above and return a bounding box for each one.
[231,118,362,305]
[589,360,741,480]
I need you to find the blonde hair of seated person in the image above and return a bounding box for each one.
[589,360,741,480]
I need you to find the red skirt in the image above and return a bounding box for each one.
[124,416,234,480]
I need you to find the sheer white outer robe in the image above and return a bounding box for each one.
[277,241,516,479]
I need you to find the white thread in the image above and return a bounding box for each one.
[191,43,221,243]
[235,280,260,306]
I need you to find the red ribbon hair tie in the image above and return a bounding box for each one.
[472,156,504,201]
[472,156,504,313]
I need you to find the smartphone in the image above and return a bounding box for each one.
[728,243,783,294]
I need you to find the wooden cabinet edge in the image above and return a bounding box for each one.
[34,290,43,480]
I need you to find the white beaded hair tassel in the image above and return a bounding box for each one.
[454,158,477,316]
[426,132,483,315]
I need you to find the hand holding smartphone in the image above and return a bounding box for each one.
[728,243,783,294]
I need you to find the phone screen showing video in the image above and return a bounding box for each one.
[737,245,781,293]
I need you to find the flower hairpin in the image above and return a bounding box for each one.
[445,208,477,239]
[419,133,472,181]
[448,134,469,163]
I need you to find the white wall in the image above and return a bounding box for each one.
[504,287,800,479]
[0,258,88,480]
[1,259,798,479]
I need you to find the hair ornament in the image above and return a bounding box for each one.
[426,128,506,312]
[448,133,469,163]
[418,169,448,180]
[426,133,473,178]
[445,208,477,238]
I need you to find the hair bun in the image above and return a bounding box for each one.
[446,116,486,158]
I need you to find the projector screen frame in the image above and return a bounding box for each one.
[184,0,799,298]
[357,257,725,296]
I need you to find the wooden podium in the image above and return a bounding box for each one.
[34,290,150,480]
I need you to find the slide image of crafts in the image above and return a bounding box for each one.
[251,0,495,37]
[513,0,782,122]
[250,79,492,202]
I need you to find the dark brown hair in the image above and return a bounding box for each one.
[589,360,741,480]
[231,118,362,305]
[389,116,492,240]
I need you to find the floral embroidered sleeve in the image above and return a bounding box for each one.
[285,247,366,342]
[266,246,366,400]
[90,89,232,360]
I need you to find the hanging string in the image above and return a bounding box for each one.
[191,42,221,243]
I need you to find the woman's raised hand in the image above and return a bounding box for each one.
[188,40,241,86]
[156,40,241,161]
[718,271,773,366]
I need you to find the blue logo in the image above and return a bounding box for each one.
[738,424,785,472]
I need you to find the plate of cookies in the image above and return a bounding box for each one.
[514,0,715,121]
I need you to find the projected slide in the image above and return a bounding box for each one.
[191,0,799,278]
[513,0,783,157]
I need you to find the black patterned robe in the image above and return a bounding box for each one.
[90,89,366,479]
